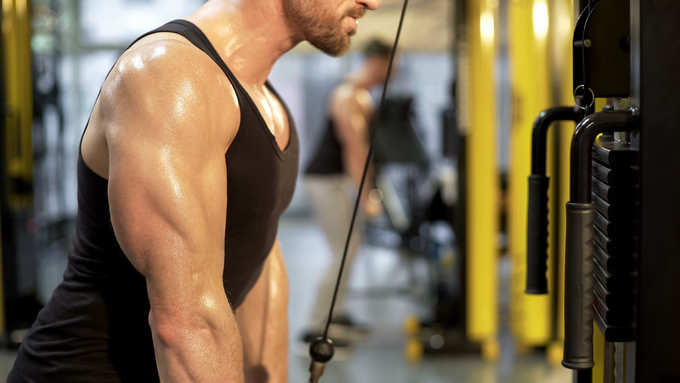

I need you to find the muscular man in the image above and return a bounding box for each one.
[8,0,381,382]
[303,39,392,347]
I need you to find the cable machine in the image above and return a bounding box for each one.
[525,0,680,381]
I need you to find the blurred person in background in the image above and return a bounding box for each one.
[301,38,392,351]
[7,0,381,382]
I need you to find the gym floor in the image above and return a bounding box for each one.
[0,216,571,383]
[281,217,570,383]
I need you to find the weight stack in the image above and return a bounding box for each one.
[591,135,640,342]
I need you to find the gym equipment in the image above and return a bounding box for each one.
[392,82,481,361]
[373,96,429,169]
[523,0,636,380]
[460,0,499,356]
[508,0,564,350]
[526,106,583,295]
[525,0,680,380]
[562,1,632,380]
[372,96,432,248]
[590,133,639,343]
[572,0,630,105]
[562,109,637,372]
[629,1,680,381]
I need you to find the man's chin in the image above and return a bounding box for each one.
[327,43,351,57]
[310,36,351,57]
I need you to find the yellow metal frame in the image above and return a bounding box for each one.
[1,0,34,335]
[508,0,554,346]
[464,0,499,354]
[2,0,34,210]
[593,325,606,383]
[0,212,3,336]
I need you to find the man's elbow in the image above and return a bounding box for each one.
[148,302,230,349]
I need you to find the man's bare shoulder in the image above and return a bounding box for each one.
[331,83,358,102]
[97,34,240,151]
[330,83,372,115]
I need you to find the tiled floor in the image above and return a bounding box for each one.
[0,216,571,382]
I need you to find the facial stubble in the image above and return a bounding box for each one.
[284,0,353,56]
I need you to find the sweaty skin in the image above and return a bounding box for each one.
[81,0,380,382]
[330,57,391,217]
[330,83,374,188]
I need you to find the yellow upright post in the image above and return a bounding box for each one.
[592,326,606,383]
[508,0,553,347]
[1,0,34,336]
[464,0,499,358]
[2,0,34,209]
[0,216,3,337]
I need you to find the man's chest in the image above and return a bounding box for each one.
[242,85,290,151]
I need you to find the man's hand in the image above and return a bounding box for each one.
[363,188,383,219]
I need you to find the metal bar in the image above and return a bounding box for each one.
[563,110,637,372]
[526,106,583,295]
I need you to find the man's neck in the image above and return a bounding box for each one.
[187,0,301,86]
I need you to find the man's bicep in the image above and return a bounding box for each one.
[102,58,232,281]
[106,116,230,323]
[331,95,368,145]
[110,159,220,270]
[108,134,231,327]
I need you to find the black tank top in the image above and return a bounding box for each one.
[8,20,298,383]
[305,117,344,175]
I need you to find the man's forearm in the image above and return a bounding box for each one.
[236,244,289,383]
[150,309,245,383]
[343,144,374,196]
